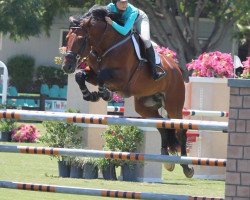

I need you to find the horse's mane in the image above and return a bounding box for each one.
[69,5,124,28]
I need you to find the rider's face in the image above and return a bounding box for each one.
[116,1,128,11]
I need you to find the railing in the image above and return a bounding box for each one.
[2,94,66,111]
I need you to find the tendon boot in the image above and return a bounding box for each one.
[146,45,166,81]
[75,71,100,102]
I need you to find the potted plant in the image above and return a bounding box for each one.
[185,51,237,179]
[39,111,83,178]
[82,157,99,179]
[97,158,118,180]
[11,124,39,143]
[101,125,144,182]
[108,92,124,107]
[187,51,234,78]
[69,157,84,179]
[0,119,17,142]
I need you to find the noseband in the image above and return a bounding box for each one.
[65,26,89,67]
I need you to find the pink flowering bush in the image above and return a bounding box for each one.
[187,51,234,78]
[241,56,250,79]
[112,92,124,103]
[155,46,177,60]
[11,124,40,143]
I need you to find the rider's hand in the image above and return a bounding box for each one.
[105,17,113,25]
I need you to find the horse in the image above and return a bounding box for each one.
[62,6,194,178]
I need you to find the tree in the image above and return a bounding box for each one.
[0,0,101,41]
[1,0,249,67]
[128,0,250,68]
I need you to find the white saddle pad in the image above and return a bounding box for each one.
[132,35,161,64]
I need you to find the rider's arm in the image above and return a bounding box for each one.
[111,11,137,35]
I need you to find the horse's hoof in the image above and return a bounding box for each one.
[164,163,175,171]
[183,167,194,178]
[90,91,100,102]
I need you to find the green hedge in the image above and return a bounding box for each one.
[7,55,35,93]
[35,65,68,87]
[6,55,68,93]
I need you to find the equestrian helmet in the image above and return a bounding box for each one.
[112,0,128,4]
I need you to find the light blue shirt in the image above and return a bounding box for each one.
[107,3,138,35]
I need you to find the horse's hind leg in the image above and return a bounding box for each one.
[158,128,177,171]
[166,103,194,178]
[133,97,176,171]
[176,129,194,178]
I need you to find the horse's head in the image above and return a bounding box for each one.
[62,5,125,75]
[62,16,90,74]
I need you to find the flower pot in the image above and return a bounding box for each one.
[185,77,229,180]
[121,163,138,182]
[102,162,117,180]
[70,165,83,178]
[58,160,70,178]
[0,131,12,142]
[82,163,98,179]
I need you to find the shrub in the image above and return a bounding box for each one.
[101,125,144,173]
[35,65,68,88]
[39,121,82,149]
[11,124,39,143]
[102,125,144,152]
[7,55,35,92]
[0,119,17,132]
[187,51,234,78]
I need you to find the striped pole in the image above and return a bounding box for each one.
[108,107,229,117]
[0,180,224,200]
[107,106,125,113]
[0,109,228,131]
[182,109,229,117]
[0,145,226,167]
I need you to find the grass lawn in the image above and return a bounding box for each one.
[0,122,225,199]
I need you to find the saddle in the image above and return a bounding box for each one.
[131,33,162,68]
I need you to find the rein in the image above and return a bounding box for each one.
[95,33,132,63]
[89,27,133,64]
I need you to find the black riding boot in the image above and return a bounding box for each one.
[146,45,166,81]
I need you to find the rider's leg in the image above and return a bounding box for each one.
[145,45,166,81]
[135,11,166,81]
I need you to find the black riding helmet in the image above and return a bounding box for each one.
[112,0,128,4]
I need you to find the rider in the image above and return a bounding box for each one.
[105,0,166,81]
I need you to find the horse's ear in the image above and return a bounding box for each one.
[69,16,80,27]
[80,17,91,28]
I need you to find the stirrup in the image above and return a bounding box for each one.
[153,71,166,81]
[156,64,165,73]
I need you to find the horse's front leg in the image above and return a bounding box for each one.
[98,84,113,101]
[75,71,100,102]
[176,129,194,178]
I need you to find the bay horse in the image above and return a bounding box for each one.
[62,6,194,178]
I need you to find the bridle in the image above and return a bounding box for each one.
[64,26,89,68]
[64,14,142,93]
[65,16,133,70]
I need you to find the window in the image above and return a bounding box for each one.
[198,37,208,46]
[59,29,69,48]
